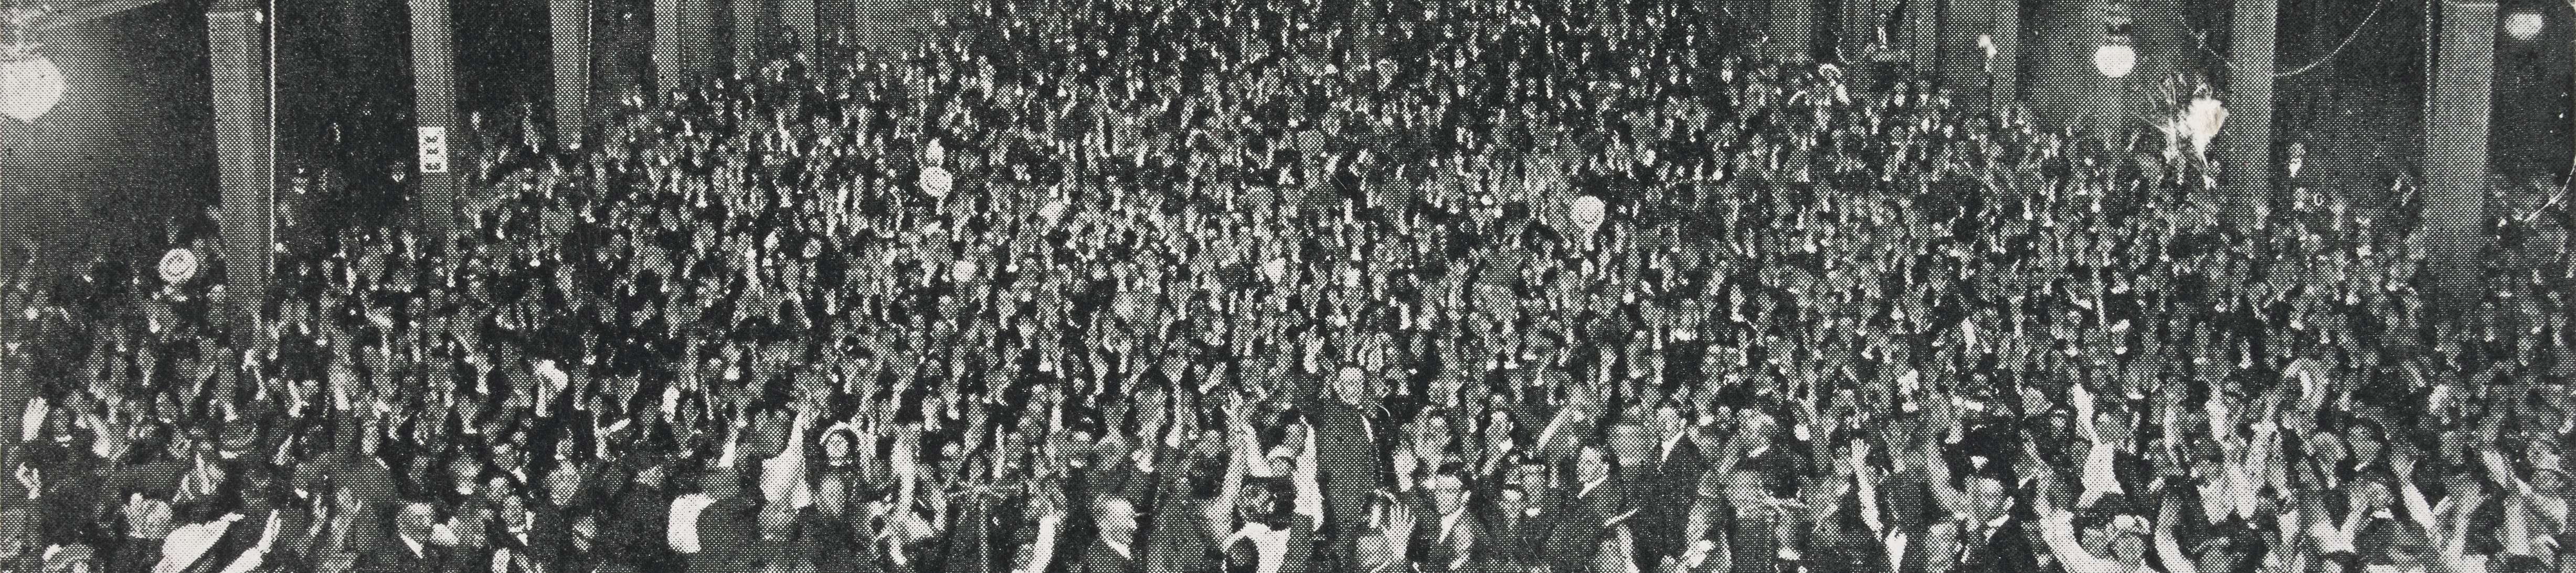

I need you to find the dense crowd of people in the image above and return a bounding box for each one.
[6,0,2576,572]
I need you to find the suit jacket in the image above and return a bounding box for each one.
[1953,516,2040,573]
[1483,497,1550,571]
[355,536,450,573]
[1636,439,1706,558]
[1542,480,1630,573]
[1073,539,1138,573]
[683,496,763,573]
[1294,399,1386,553]
[1418,512,1486,573]
[1138,488,1213,573]
[520,502,581,573]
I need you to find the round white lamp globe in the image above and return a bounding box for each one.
[2506,12,2544,40]
[2093,45,2137,78]
[0,53,65,122]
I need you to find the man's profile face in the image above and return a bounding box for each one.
[1968,477,2009,518]
[1576,446,1610,485]
[1429,478,1467,516]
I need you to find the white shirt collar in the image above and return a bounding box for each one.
[1659,431,1687,463]
[1579,476,1607,498]
[1438,509,1466,542]
[401,534,426,558]
[1105,537,1133,560]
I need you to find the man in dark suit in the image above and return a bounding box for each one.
[1413,474,1483,573]
[1294,366,1390,570]
[1481,456,1553,571]
[1940,471,2038,573]
[680,469,762,573]
[1076,496,1140,573]
[1635,404,1708,568]
[1541,443,1627,573]
[356,503,449,573]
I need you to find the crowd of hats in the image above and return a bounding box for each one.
[4,0,2575,571]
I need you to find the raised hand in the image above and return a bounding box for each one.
[1359,491,1418,573]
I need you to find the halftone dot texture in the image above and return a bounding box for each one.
[1,0,219,276]
[0,0,2570,568]
[1,0,219,467]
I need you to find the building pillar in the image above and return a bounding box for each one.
[781,0,814,53]
[1768,0,1819,62]
[553,0,591,147]
[2221,0,2276,227]
[206,2,273,300]
[410,0,461,234]
[2426,0,2498,308]
[655,0,717,98]
[734,0,766,72]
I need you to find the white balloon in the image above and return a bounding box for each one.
[1568,195,1607,234]
[159,248,200,285]
[920,166,954,199]
[1038,201,1068,225]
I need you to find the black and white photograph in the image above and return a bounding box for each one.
[0,0,2570,571]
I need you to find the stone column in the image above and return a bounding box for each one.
[206,2,272,298]
[2426,0,2497,308]
[592,0,648,106]
[781,0,814,52]
[734,0,767,72]
[2221,0,2275,227]
[654,0,717,97]
[411,0,461,233]
[1769,0,1819,62]
[553,0,591,147]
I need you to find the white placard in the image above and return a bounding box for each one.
[418,126,450,174]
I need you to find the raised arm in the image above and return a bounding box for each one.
[2032,493,2124,573]
[2441,484,2492,561]
[2070,382,2102,445]
[1294,423,1326,528]
[1015,489,1069,573]
[1851,439,1884,536]
[2391,452,2441,548]
[1921,436,1974,518]
[1209,432,1250,541]
[2153,493,2200,573]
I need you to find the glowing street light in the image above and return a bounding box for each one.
[2094,45,2137,78]
[0,2,62,123]
[2505,11,2543,40]
[2096,0,2137,78]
